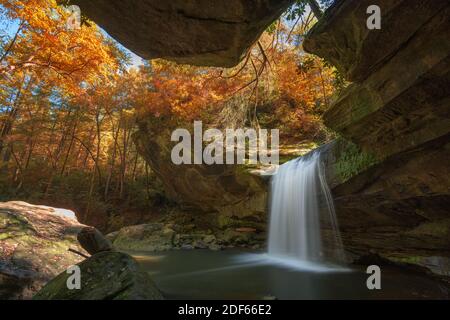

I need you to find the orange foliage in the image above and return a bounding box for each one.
[129,41,336,142]
[1,0,118,91]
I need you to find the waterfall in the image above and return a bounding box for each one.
[268,149,345,265]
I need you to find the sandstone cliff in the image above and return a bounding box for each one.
[304,0,450,273]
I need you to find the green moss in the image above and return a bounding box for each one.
[33,251,163,300]
[216,215,264,231]
[278,154,299,164]
[335,139,378,182]
[0,233,11,240]
[216,215,236,229]
[391,256,423,265]
[406,220,450,237]
[0,211,36,240]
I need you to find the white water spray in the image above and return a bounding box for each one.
[268,149,345,265]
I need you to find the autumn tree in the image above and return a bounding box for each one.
[0,0,339,230]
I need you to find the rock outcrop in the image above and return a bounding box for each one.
[0,201,87,299]
[70,0,294,67]
[304,0,450,159]
[304,0,450,274]
[133,120,268,226]
[319,140,450,271]
[34,251,163,300]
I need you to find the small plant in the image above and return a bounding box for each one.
[335,139,378,182]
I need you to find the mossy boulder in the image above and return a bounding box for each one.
[112,223,176,252]
[0,201,87,299]
[34,251,163,300]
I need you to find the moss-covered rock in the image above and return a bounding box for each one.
[0,201,87,299]
[112,224,176,252]
[333,139,378,183]
[33,251,163,300]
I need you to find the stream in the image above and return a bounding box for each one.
[130,249,449,300]
[129,150,449,300]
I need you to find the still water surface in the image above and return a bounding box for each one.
[130,249,449,300]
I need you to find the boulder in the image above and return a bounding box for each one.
[0,201,87,299]
[70,0,294,67]
[33,251,163,300]
[77,226,113,255]
[112,223,176,252]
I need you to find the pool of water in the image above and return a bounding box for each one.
[130,249,449,300]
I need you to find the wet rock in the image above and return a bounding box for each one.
[33,251,163,300]
[193,240,208,249]
[236,227,257,233]
[181,244,194,250]
[208,244,223,251]
[312,139,450,273]
[0,201,87,299]
[203,235,217,244]
[219,229,256,246]
[353,252,396,267]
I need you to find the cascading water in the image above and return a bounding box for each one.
[267,148,345,266]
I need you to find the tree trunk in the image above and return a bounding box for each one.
[307,0,323,19]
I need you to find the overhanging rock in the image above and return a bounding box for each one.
[70,0,295,67]
[303,0,450,159]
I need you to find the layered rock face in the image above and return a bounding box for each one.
[0,202,87,299]
[320,139,450,271]
[304,0,450,269]
[70,0,294,67]
[304,0,450,159]
[133,120,268,229]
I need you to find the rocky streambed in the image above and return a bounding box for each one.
[107,211,267,253]
[0,201,267,299]
[1,200,449,300]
